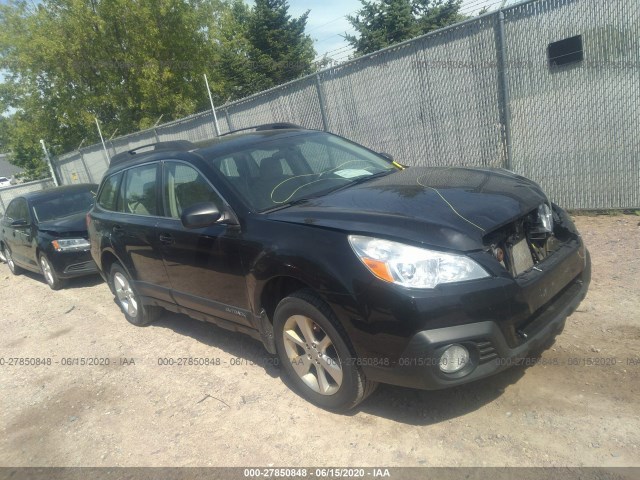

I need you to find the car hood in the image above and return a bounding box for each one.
[266,167,548,251]
[38,212,88,236]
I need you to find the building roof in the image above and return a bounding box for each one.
[0,154,24,178]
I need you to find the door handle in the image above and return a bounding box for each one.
[112,225,123,233]
[159,234,174,245]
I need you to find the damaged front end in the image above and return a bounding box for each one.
[484,203,575,277]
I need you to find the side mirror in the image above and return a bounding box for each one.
[180,202,222,229]
[11,219,28,228]
[379,152,394,162]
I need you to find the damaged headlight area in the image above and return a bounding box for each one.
[536,203,553,234]
[348,235,489,289]
[485,202,567,276]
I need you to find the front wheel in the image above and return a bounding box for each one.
[273,290,377,411]
[110,263,160,326]
[40,254,65,290]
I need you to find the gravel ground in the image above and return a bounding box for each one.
[0,214,638,467]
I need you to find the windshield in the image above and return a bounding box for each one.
[206,132,396,212]
[32,189,96,223]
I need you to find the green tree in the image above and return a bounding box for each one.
[0,0,318,177]
[216,0,264,100]
[245,0,315,91]
[0,0,221,176]
[346,0,465,56]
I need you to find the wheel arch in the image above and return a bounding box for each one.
[100,249,128,290]
[259,275,314,324]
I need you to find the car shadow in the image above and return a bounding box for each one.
[353,365,530,425]
[12,269,103,290]
[144,304,550,423]
[148,308,281,379]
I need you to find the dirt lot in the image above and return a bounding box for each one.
[0,215,638,467]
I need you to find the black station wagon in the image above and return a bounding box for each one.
[88,124,591,410]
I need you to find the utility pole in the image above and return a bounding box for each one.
[95,117,110,163]
[204,74,221,137]
[39,139,59,186]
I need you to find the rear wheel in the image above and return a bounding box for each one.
[40,254,65,290]
[0,247,6,263]
[273,289,377,411]
[110,263,160,326]
[4,246,22,275]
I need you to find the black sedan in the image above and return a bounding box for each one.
[0,184,99,290]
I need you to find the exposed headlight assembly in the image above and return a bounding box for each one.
[52,238,91,252]
[538,203,553,233]
[348,235,489,289]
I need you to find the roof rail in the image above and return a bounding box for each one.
[109,140,195,166]
[220,123,304,137]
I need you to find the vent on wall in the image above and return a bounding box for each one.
[548,35,584,67]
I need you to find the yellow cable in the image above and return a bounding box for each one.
[417,174,486,232]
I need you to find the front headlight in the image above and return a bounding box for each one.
[538,203,553,233]
[52,238,90,252]
[348,235,489,289]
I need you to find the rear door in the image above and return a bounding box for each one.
[2,198,35,268]
[111,163,173,302]
[156,160,251,325]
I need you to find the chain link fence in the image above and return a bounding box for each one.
[49,0,639,210]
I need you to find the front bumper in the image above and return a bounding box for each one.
[47,249,98,279]
[356,244,591,390]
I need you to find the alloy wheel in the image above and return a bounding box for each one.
[113,271,138,318]
[5,248,16,273]
[40,256,55,286]
[282,314,343,395]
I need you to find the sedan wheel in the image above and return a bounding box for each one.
[274,289,377,411]
[0,247,6,263]
[40,254,64,290]
[4,247,22,275]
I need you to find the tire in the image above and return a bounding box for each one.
[0,247,6,263]
[273,289,377,411]
[109,263,160,326]
[39,254,65,290]
[4,246,22,275]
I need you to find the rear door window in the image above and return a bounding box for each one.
[5,198,25,221]
[97,173,122,211]
[122,164,159,216]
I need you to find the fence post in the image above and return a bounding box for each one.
[78,150,94,183]
[224,108,234,132]
[314,74,329,132]
[108,140,118,159]
[496,10,513,171]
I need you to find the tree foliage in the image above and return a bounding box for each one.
[0,0,315,179]
[345,0,466,56]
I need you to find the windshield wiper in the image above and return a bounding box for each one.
[260,170,396,213]
[260,197,312,213]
